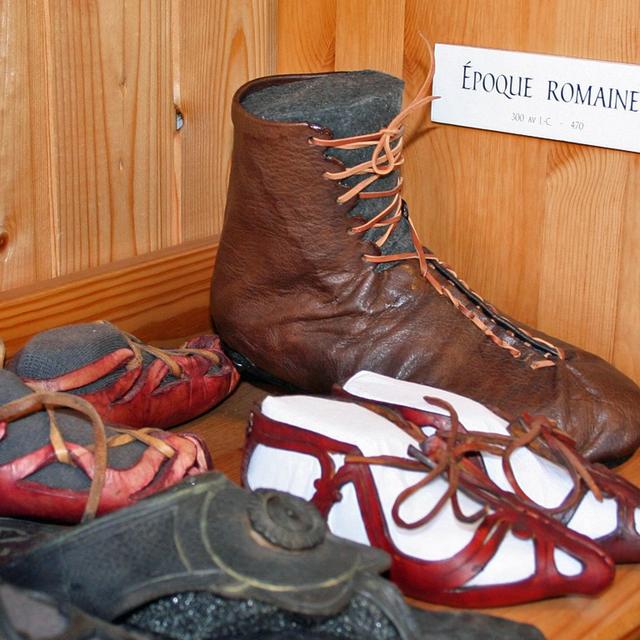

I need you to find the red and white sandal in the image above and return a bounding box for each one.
[340,370,640,564]
[243,392,614,607]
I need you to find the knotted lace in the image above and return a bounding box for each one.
[311,49,564,369]
[98,321,220,377]
[0,390,175,523]
[344,396,602,531]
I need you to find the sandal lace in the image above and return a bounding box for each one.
[98,321,220,377]
[311,49,564,369]
[0,391,175,523]
[344,396,602,531]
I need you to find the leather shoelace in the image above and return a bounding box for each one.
[0,391,175,523]
[344,397,602,530]
[311,49,564,369]
[474,411,604,514]
[98,321,220,376]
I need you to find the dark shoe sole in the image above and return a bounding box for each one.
[223,343,305,392]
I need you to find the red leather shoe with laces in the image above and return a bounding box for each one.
[9,322,239,430]
[0,369,211,523]
[243,393,614,607]
[340,370,640,564]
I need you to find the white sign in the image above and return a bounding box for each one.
[431,44,640,153]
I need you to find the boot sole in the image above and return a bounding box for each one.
[223,342,305,393]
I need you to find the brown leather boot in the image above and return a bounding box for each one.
[211,69,640,462]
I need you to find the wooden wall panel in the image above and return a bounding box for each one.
[0,1,54,290]
[538,145,626,359]
[41,1,176,270]
[0,0,177,289]
[276,0,336,73]
[335,0,405,75]
[178,0,277,240]
[614,154,640,383]
[0,0,277,349]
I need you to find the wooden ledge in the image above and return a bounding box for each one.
[0,238,218,356]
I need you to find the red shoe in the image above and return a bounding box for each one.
[243,393,614,607]
[0,369,211,523]
[9,322,239,429]
[340,370,640,564]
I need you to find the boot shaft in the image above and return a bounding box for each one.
[216,71,408,288]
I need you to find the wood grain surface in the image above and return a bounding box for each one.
[178,0,277,240]
[276,0,336,73]
[0,1,54,290]
[334,0,405,75]
[0,0,277,285]
[179,380,640,640]
[0,238,217,358]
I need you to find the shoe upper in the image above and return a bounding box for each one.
[0,369,210,523]
[10,323,240,430]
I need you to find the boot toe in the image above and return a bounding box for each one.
[557,353,640,462]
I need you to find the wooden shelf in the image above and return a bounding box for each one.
[178,380,640,640]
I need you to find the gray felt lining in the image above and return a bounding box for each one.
[242,71,415,261]
[12,324,132,394]
[12,323,174,395]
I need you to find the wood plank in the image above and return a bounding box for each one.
[0,0,55,290]
[44,1,176,273]
[0,238,217,358]
[537,145,626,360]
[276,0,337,73]
[178,0,277,241]
[612,154,640,383]
[178,379,640,640]
[335,0,405,76]
[534,0,639,360]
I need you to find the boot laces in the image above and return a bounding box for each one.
[311,50,564,368]
[98,321,220,377]
[344,396,603,530]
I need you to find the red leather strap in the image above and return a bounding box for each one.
[245,405,614,606]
